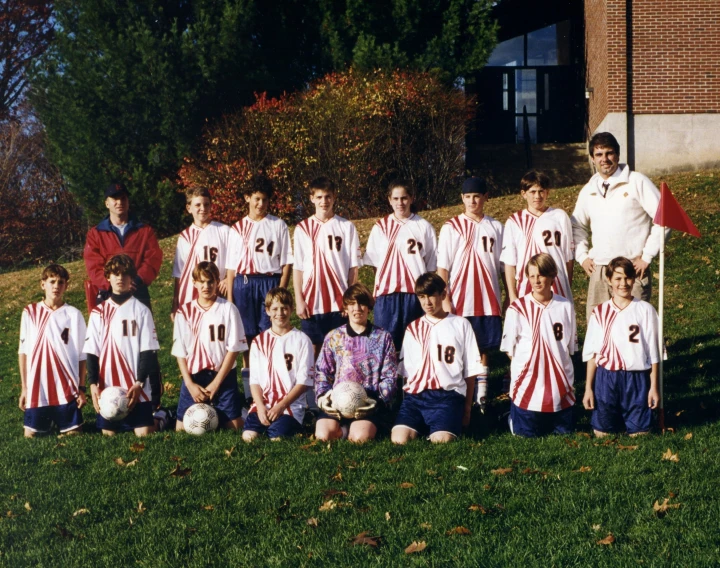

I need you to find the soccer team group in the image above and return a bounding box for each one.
[18,132,665,443]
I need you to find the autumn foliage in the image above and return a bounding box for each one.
[179,69,470,224]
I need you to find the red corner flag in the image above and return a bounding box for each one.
[653,182,701,237]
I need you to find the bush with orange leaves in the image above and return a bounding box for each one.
[179,69,470,224]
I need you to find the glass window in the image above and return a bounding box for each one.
[515,69,536,114]
[516,116,537,144]
[486,35,524,67]
[527,21,571,66]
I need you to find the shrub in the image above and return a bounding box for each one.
[179,69,470,224]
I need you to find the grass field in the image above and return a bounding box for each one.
[1,171,719,566]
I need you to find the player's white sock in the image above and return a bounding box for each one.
[474,366,488,412]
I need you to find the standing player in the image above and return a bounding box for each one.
[582,257,660,437]
[500,254,577,437]
[363,180,437,350]
[172,187,232,317]
[391,273,483,445]
[314,283,398,443]
[436,177,505,411]
[18,264,87,437]
[293,176,362,355]
[173,262,248,431]
[85,255,161,437]
[242,288,315,442]
[501,170,574,303]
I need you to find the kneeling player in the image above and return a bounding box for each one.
[173,262,248,431]
[242,288,314,441]
[19,264,87,437]
[314,283,398,443]
[501,254,577,437]
[582,257,660,437]
[391,273,482,444]
[85,255,161,437]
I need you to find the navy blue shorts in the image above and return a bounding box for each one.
[233,274,281,338]
[243,412,300,438]
[509,402,574,438]
[301,311,347,345]
[393,389,466,437]
[591,366,652,434]
[96,401,154,432]
[374,292,423,350]
[177,368,243,424]
[24,400,83,434]
[466,315,502,351]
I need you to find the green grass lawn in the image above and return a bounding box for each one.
[0,171,719,566]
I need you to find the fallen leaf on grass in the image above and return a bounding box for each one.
[253,454,266,465]
[491,468,512,476]
[137,502,146,514]
[577,432,591,439]
[321,489,347,498]
[300,440,318,450]
[405,541,427,554]
[483,484,491,490]
[426,470,437,475]
[51,458,67,465]
[203,505,214,511]
[170,464,192,477]
[446,526,471,536]
[365,484,376,494]
[522,468,540,475]
[662,427,675,434]
[653,499,682,517]
[597,534,615,545]
[73,508,90,517]
[129,442,145,453]
[388,457,403,464]
[456,465,468,471]
[591,524,601,531]
[169,456,183,462]
[617,444,639,451]
[668,491,678,498]
[594,438,617,447]
[399,482,415,489]
[319,500,337,512]
[307,517,319,527]
[163,381,176,394]
[114,458,138,467]
[468,504,488,514]
[24,502,31,511]
[224,446,235,458]
[6,511,16,518]
[564,438,579,448]
[684,433,693,440]
[330,471,343,482]
[350,531,380,547]
[420,522,432,529]
[675,410,685,417]
[385,512,391,521]
[575,466,592,473]
[662,449,679,462]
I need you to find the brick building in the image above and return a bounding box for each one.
[471,0,720,174]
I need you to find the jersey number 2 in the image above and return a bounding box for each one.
[255,238,275,256]
[542,231,562,247]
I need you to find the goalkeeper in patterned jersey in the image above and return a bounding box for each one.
[314,283,398,443]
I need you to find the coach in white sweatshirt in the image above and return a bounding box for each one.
[571,132,668,320]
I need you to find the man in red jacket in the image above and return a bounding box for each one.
[83,182,163,311]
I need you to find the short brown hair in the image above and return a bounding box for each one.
[192,261,220,284]
[387,179,415,199]
[525,253,558,279]
[309,176,336,196]
[41,263,70,282]
[342,283,375,310]
[265,287,293,309]
[520,170,551,193]
[185,186,212,204]
[588,132,620,157]
[605,257,636,280]
[244,175,273,199]
[415,272,446,296]
[104,254,137,279]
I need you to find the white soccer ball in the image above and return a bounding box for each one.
[99,386,130,421]
[183,403,219,435]
[332,382,367,419]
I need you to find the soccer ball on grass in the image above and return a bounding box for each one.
[183,403,219,435]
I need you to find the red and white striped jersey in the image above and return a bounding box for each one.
[171,297,248,375]
[583,298,659,371]
[436,214,504,317]
[226,215,292,275]
[84,297,159,401]
[173,221,232,309]
[500,208,575,299]
[500,294,576,412]
[19,303,86,409]
[293,215,361,315]
[249,328,315,424]
[399,314,483,396]
[363,213,437,296]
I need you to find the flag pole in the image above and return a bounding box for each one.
[658,223,665,431]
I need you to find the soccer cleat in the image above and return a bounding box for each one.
[474,377,488,413]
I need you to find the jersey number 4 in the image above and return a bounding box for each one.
[407,239,424,254]
[255,238,275,256]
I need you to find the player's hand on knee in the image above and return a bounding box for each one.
[582,391,595,410]
[127,382,143,410]
[647,387,660,409]
[581,258,596,276]
[257,406,271,426]
[187,382,209,403]
[204,381,220,402]
[317,392,341,419]
[267,401,287,422]
[90,384,101,413]
[353,397,377,420]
